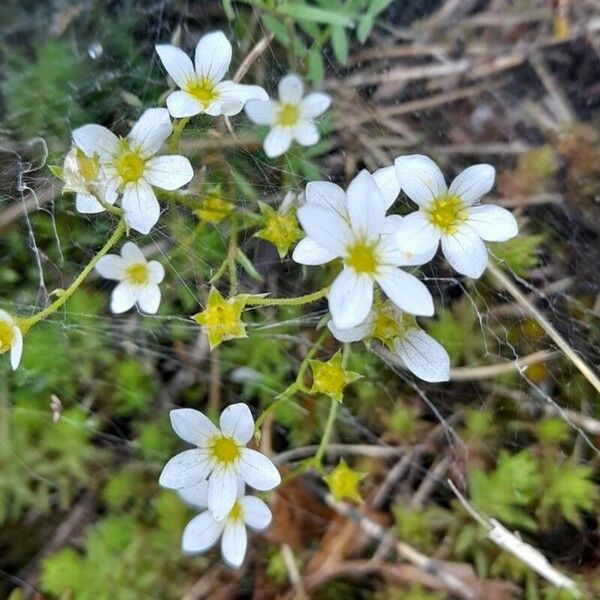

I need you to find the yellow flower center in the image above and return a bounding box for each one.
[204,302,238,329]
[425,194,467,234]
[228,500,245,522]
[0,321,14,353]
[125,262,149,286]
[345,241,378,275]
[373,307,416,348]
[276,103,300,127]
[116,150,146,183]
[210,435,241,465]
[186,77,219,108]
[76,148,99,181]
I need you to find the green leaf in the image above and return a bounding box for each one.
[261,14,289,45]
[357,13,374,43]
[48,164,63,180]
[307,48,325,86]
[222,0,235,20]
[331,25,349,64]
[277,3,354,28]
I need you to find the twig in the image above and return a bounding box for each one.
[273,443,412,465]
[281,544,307,600]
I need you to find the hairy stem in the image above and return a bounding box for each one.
[241,286,329,307]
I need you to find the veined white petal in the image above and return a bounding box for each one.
[300,92,331,118]
[393,329,450,382]
[122,180,160,235]
[144,155,193,191]
[466,205,518,241]
[159,448,212,489]
[239,448,281,491]
[278,73,304,103]
[297,204,351,256]
[221,518,247,568]
[394,211,441,257]
[292,237,337,265]
[195,31,232,83]
[327,311,374,343]
[110,282,137,314]
[76,193,109,214]
[181,510,224,555]
[216,80,268,105]
[128,108,173,158]
[219,403,254,445]
[208,467,239,522]
[305,181,347,216]
[95,254,126,280]
[372,165,401,210]
[10,325,23,370]
[263,127,292,158]
[178,480,209,510]
[245,99,276,125]
[294,120,319,146]
[328,269,374,329]
[394,154,447,207]
[448,164,495,205]
[137,284,161,314]
[170,407,219,446]
[166,90,203,118]
[155,44,196,89]
[241,496,272,530]
[346,170,385,239]
[376,267,434,317]
[147,260,165,284]
[72,124,119,160]
[441,227,489,278]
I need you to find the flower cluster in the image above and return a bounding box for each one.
[160,404,280,567]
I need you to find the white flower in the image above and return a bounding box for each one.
[245,73,331,158]
[178,478,272,568]
[293,169,435,330]
[327,301,450,383]
[72,108,194,234]
[394,155,518,278]
[0,309,23,370]
[156,31,268,119]
[95,242,165,314]
[160,403,281,521]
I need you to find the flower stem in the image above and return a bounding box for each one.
[313,397,338,472]
[241,286,329,307]
[20,219,126,332]
[169,117,190,153]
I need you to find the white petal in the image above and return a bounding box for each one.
[155,44,196,89]
[122,181,160,235]
[72,124,119,160]
[166,90,203,118]
[393,329,450,383]
[76,193,108,214]
[327,311,374,343]
[376,267,434,317]
[394,211,441,256]
[95,254,126,280]
[278,73,304,103]
[178,480,209,510]
[239,448,281,491]
[169,407,218,446]
[394,154,447,207]
[372,165,401,210]
[208,468,239,522]
[441,227,489,278]
[221,519,247,568]
[216,80,268,106]
[182,511,223,555]
[159,448,212,489]
[144,155,193,191]
[292,237,337,266]
[294,120,319,146]
[195,31,232,83]
[300,92,331,118]
[128,108,172,158]
[328,269,374,329]
[297,204,351,256]
[120,241,145,263]
[379,215,437,266]
[245,99,276,125]
[346,170,385,239]
[448,164,495,205]
[263,128,292,158]
[466,205,518,241]
[305,181,346,216]
[10,326,23,370]
[110,282,137,314]
[219,403,254,445]
[241,496,272,530]
[137,285,161,314]
[147,260,165,284]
